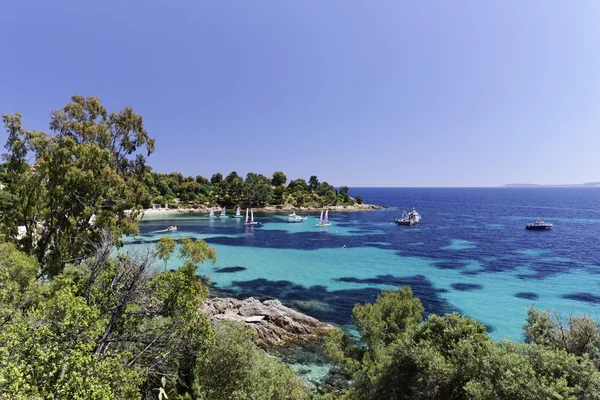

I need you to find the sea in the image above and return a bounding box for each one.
[123,188,600,380]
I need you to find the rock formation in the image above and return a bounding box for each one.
[200,297,333,347]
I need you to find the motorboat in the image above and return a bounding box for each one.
[166,225,177,232]
[526,218,552,230]
[287,212,307,223]
[395,208,421,226]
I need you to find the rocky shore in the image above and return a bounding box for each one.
[200,297,333,347]
[142,203,386,217]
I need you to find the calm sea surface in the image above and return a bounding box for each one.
[124,188,600,341]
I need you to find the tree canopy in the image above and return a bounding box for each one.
[2,96,155,276]
[322,287,600,400]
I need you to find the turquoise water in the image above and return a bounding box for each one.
[125,188,600,341]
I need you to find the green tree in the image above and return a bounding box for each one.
[195,175,209,185]
[193,321,308,400]
[2,96,155,276]
[210,173,223,185]
[356,195,364,205]
[309,175,320,190]
[339,186,350,204]
[178,237,217,266]
[324,287,600,400]
[272,171,287,186]
[288,178,309,192]
[524,307,600,365]
[155,236,177,269]
[244,173,273,207]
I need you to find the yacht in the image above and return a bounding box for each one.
[166,225,177,232]
[526,219,552,230]
[395,208,421,226]
[287,212,307,223]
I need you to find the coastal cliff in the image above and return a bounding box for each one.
[200,297,333,347]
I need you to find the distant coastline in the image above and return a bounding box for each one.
[503,182,600,188]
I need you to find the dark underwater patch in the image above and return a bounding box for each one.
[434,261,467,270]
[514,292,539,300]
[562,292,600,305]
[210,275,458,327]
[214,266,247,273]
[451,283,483,291]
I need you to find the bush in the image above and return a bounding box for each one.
[194,322,308,400]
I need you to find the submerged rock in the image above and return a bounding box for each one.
[200,297,333,346]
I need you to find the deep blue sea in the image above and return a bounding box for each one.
[125,188,600,343]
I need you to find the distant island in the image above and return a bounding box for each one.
[503,182,600,188]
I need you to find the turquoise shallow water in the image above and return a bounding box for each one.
[125,188,600,341]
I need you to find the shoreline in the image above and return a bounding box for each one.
[140,203,387,217]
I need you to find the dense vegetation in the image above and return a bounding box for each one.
[2,96,600,399]
[319,287,600,399]
[142,170,355,209]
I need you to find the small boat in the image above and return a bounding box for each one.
[166,225,177,232]
[245,208,259,225]
[234,206,243,218]
[526,218,553,230]
[395,208,421,226]
[316,210,331,227]
[287,212,307,223]
[220,206,226,217]
[209,208,215,218]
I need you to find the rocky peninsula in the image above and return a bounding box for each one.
[200,297,333,347]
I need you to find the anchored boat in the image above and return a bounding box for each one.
[316,210,331,227]
[395,208,421,226]
[526,218,552,230]
[287,212,307,223]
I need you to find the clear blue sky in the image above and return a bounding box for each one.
[2,1,600,187]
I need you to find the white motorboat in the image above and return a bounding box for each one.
[287,212,307,223]
[395,208,421,226]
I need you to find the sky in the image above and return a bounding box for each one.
[1,1,600,187]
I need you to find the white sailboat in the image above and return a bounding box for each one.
[209,207,215,218]
[234,206,243,218]
[316,209,331,227]
[245,208,259,225]
[220,206,226,217]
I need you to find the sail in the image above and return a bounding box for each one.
[324,210,329,224]
[251,209,254,222]
[245,208,249,223]
[319,210,324,224]
[221,207,226,216]
[209,208,214,217]
[236,206,241,216]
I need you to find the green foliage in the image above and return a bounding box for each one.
[155,236,177,269]
[193,321,308,400]
[2,96,155,276]
[210,173,223,185]
[355,195,363,204]
[0,242,38,323]
[272,171,287,186]
[524,307,600,366]
[352,287,424,347]
[141,169,360,208]
[323,286,600,400]
[178,237,217,266]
